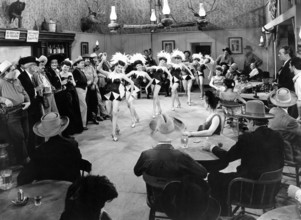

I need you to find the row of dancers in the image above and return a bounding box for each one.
[97,49,214,141]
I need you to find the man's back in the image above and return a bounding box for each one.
[134,144,207,179]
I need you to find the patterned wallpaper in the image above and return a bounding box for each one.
[0,0,266,33]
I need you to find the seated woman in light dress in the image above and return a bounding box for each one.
[183,91,222,137]
[209,66,225,95]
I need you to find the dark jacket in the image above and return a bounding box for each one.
[45,67,63,91]
[73,68,88,90]
[212,126,284,179]
[17,135,82,185]
[277,59,295,91]
[134,144,207,179]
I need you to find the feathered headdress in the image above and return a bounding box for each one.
[192,53,203,61]
[110,52,129,66]
[129,53,146,66]
[157,50,171,63]
[204,55,214,64]
[171,49,185,60]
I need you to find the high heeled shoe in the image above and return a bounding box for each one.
[112,134,118,142]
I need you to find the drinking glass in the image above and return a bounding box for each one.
[0,169,13,190]
[34,196,42,206]
[181,135,189,148]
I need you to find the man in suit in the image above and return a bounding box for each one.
[18,56,43,158]
[17,112,84,186]
[268,88,301,163]
[134,114,207,179]
[203,100,284,215]
[291,57,301,120]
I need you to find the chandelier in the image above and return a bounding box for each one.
[108,0,218,33]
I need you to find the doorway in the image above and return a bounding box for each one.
[191,43,212,56]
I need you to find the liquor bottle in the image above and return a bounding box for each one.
[56,45,61,54]
[61,44,65,54]
[53,45,57,54]
[48,45,52,54]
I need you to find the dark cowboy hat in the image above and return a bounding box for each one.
[222,47,232,55]
[161,180,221,220]
[82,54,91,59]
[47,54,65,65]
[237,100,274,119]
[244,45,253,51]
[269,88,297,108]
[21,56,40,66]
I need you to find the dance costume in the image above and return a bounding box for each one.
[170,65,182,84]
[103,73,125,101]
[182,67,193,80]
[152,67,167,86]
[126,71,146,93]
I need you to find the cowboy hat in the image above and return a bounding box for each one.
[33,112,69,137]
[269,88,297,108]
[244,45,253,51]
[90,53,98,58]
[38,55,48,64]
[73,56,84,66]
[222,47,232,55]
[0,60,12,76]
[161,180,221,220]
[237,100,274,119]
[47,54,65,65]
[22,56,40,68]
[150,114,185,142]
[82,54,91,59]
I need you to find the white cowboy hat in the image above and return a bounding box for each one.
[0,60,12,76]
[150,114,185,141]
[33,112,69,137]
[237,100,274,119]
[269,88,297,108]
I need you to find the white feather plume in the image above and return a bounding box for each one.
[129,53,146,65]
[110,52,129,65]
[192,53,203,61]
[157,50,171,63]
[204,55,214,64]
[171,49,185,60]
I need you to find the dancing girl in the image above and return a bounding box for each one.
[170,49,194,109]
[98,53,134,141]
[146,51,172,118]
[126,53,153,127]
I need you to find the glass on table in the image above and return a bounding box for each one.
[0,169,13,190]
[181,134,189,148]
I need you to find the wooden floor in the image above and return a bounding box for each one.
[74,92,242,220]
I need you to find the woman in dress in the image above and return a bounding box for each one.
[60,59,84,135]
[170,49,194,109]
[146,51,172,118]
[209,66,226,95]
[183,90,222,137]
[126,53,153,127]
[191,53,204,98]
[98,53,134,141]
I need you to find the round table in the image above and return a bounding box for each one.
[240,92,269,101]
[0,180,71,220]
[257,205,301,220]
[177,135,235,161]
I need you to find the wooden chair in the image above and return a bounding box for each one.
[219,100,244,136]
[142,173,178,220]
[80,159,92,177]
[226,168,283,216]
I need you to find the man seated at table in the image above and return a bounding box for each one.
[258,71,273,93]
[17,112,86,186]
[235,73,253,94]
[60,175,118,220]
[202,100,284,215]
[134,113,207,179]
[268,88,301,164]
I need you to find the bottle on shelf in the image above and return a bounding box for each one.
[61,44,65,54]
[48,44,52,54]
[52,44,57,54]
[56,45,61,54]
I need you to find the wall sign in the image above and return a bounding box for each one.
[5,30,20,40]
[27,30,39,42]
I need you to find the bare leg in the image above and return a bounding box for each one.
[187,79,193,105]
[126,92,135,126]
[182,80,187,96]
[171,83,179,110]
[153,85,162,117]
[199,76,204,98]
[111,100,120,141]
[128,93,139,127]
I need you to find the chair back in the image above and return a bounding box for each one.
[142,173,179,211]
[227,168,283,215]
[80,159,92,177]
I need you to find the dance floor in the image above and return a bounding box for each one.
[74,92,240,220]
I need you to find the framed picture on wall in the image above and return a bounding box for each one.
[162,40,175,53]
[228,37,243,54]
[81,42,89,55]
